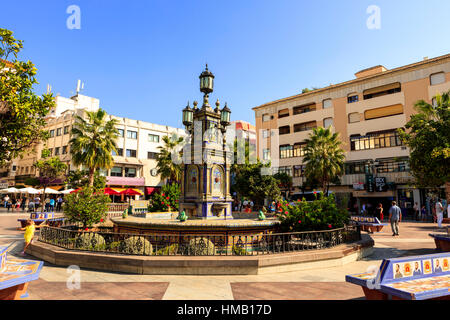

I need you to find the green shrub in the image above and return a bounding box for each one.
[277,193,349,232]
[156,244,179,255]
[148,183,180,212]
[63,186,109,228]
[76,233,106,250]
[123,236,152,255]
[187,237,215,255]
[232,245,247,256]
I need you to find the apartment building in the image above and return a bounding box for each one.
[253,53,450,215]
[3,93,186,198]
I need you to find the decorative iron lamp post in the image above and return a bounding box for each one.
[179,65,233,220]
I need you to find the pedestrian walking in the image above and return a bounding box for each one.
[375,203,384,221]
[436,199,444,228]
[242,199,248,213]
[21,220,36,256]
[389,201,402,236]
[3,195,9,208]
[49,197,55,212]
[421,205,427,222]
[413,202,420,221]
[28,199,35,212]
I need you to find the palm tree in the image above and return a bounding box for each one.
[303,126,345,194]
[69,109,119,186]
[156,134,184,183]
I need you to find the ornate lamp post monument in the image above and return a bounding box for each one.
[179,65,233,220]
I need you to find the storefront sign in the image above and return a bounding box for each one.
[353,182,364,190]
[366,174,374,192]
[375,177,387,192]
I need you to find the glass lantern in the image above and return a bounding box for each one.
[182,104,193,126]
[199,64,214,94]
[220,103,231,126]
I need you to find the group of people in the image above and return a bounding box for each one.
[2,194,64,212]
[234,199,255,213]
[387,198,448,237]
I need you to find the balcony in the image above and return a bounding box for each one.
[340,171,414,186]
[106,176,145,186]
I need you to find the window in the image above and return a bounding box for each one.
[293,121,316,132]
[125,167,136,177]
[126,149,136,157]
[110,167,123,177]
[347,94,359,103]
[127,130,137,139]
[293,103,316,115]
[48,148,53,156]
[117,129,124,137]
[293,165,305,177]
[49,130,55,138]
[62,146,68,154]
[278,109,290,119]
[348,112,360,123]
[56,128,62,136]
[364,104,403,120]
[262,130,269,138]
[430,72,445,86]
[323,99,332,109]
[147,152,158,159]
[279,145,293,159]
[12,165,16,171]
[262,114,271,122]
[376,158,410,173]
[148,134,160,142]
[293,143,306,157]
[275,166,292,176]
[55,147,60,155]
[345,162,370,174]
[263,149,270,161]
[112,148,124,156]
[25,167,29,174]
[279,126,290,135]
[323,117,333,128]
[363,83,401,100]
[64,126,70,134]
[350,130,403,151]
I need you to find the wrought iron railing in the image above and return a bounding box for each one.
[38,225,360,256]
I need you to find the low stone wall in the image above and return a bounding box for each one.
[26,234,373,275]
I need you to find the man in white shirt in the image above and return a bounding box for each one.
[436,199,444,228]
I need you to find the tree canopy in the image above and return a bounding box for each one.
[399,90,450,190]
[303,126,345,194]
[0,28,54,164]
[156,134,184,183]
[70,108,119,186]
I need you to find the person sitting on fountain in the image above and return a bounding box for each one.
[178,210,188,222]
[258,210,266,221]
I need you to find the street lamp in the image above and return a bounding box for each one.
[199,64,214,95]
[220,102,231,127]
[182,102,193,127]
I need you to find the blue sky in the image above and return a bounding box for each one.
[1,0,449,128]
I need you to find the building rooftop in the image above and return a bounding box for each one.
[253,53,450,110]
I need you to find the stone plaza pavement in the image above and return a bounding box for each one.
[0,211,445,300]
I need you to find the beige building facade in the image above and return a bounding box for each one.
[253,54,450,215]
[1,93,185,198]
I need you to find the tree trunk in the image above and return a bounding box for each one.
[88,168,95,187]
